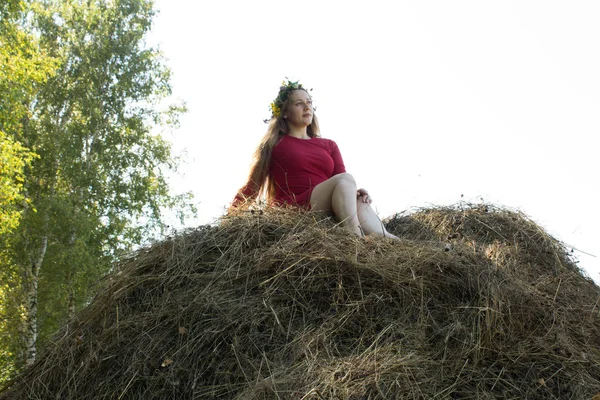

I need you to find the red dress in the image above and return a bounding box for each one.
[235,135,346,207]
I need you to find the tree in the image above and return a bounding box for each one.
[0,0,57,380]
[1,0,191,373]
[0,132,33,381]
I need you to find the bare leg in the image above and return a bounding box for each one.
[356,199,399,239]
[310,173,363,236]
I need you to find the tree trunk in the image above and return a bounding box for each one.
[66,228,77,320]
[67,287,75,320]
[23,234,47,366]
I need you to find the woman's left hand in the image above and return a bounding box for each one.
[357,188,372,204]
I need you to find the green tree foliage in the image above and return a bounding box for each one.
[0,0,55,235]
[1,0,192,378]
[0,134,34,235]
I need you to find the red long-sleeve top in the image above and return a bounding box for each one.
[235,135,346,207]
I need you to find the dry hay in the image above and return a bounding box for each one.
[2,204,600,399]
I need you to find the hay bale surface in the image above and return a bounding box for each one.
[2,204,600,399]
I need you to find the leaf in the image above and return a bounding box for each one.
[178,326,187,335]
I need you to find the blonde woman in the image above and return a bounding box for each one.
[232,80,397,239]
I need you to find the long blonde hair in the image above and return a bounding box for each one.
[242,88,320,203]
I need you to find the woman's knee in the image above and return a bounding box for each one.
[334,172,357,189]
[310,173,357,209]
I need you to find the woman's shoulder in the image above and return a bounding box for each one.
[314,136,340,150]
[312,136,337,145]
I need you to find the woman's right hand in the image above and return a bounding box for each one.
[357,188,372,204]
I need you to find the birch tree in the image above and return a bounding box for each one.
[0,0,57,379]
[3,0,190,371]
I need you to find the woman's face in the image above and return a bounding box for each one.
[284,90,313,127]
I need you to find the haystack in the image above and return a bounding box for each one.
[2,204,600,399]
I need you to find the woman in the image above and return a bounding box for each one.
[232,80,398,239]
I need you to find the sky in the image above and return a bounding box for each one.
[147,0,599,284]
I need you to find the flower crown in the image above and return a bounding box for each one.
[266,78,311,122]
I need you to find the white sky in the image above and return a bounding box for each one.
[147,0,599,284]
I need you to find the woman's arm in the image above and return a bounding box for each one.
[230,181,259,210]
